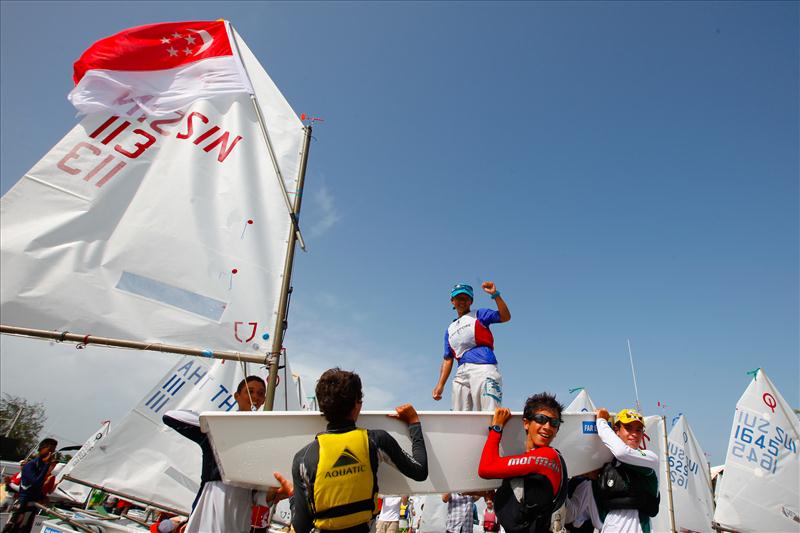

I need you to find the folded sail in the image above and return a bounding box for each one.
[713,369,800,532]
[1,26,303,356]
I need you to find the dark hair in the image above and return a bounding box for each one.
[523,392,564,421]
[236,375,266,394]
[38,438,58,450]
[315,368,363,423]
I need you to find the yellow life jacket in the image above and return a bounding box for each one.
[313,428,377,530]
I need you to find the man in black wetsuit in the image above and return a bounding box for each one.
[291,368,428,533]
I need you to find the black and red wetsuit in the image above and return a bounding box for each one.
[478,431,563,493]
[479,431,566,533]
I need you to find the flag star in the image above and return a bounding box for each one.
[172,32,182,39]
[185,35,196,45]
[183,47,192,55]
[167,47,178,57]
[161,37,171,44]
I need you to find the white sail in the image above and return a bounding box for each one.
[56,421,111,485]
[419,494,448,533]
[643,415,675,533]
[66,357,243,513]
[0,27,304,356]
[666,415,714,533]
[274,357,311,411]
[1,23,309,515]
[565,389,597,413]
[52,420,111,503]
[713,369,800,532]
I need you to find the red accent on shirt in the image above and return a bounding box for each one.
[478,431,562,494]
[73,21,233,83]
[473,318,495,351]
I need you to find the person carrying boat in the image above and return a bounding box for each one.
[376,495,404,533]
[163,376,292,533]
[441,492,478,533]
[592,408,659,533]
[290,368,428,533]
[433,281,510,412]
[2,438,58,533]
[477,394,568,533]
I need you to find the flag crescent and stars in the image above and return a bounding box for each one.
[73,20,233,84]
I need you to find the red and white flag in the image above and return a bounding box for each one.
[68,20,252,116]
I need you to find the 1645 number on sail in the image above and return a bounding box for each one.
[732,409,797,474]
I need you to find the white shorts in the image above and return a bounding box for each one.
[451,363,502,412]
[186,481,252,533]
[565,478,603,530]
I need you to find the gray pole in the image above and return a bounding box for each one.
[0,325,267,364]
[264,125,312,411]
[661,415,677,533]
[4,407,23,438]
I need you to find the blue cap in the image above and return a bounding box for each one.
[450,283,474,300]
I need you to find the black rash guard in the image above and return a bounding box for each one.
[162,409,220,509]
[291,420,428,533]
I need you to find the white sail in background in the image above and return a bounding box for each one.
[419,494,448,533]
[713,369,800,532]
[0,27,304,357]
[66,357,243,513]
[667,415,714,533]
[565,389,597,413]
[53,420,110,503]
[274,357,311,411]
[643,415,674,533]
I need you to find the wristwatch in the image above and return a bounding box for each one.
[489,425,503,433]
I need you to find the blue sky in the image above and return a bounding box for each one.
[1,2,797,465]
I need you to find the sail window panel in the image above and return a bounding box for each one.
[116,271,227,322]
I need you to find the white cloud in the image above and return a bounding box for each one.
[306,181,340,238]
[285,303,438,412]
[0,335,176,444]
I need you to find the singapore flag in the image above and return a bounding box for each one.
[68,20,252,116]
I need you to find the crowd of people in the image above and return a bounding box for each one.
[2,282,660,533]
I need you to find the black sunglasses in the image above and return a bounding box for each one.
[526,413,562,428]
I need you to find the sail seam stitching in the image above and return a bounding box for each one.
[23,174,91,201]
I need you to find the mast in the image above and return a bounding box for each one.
[626,338,642,412]
[660,415,677,533]
[265,125,312,410]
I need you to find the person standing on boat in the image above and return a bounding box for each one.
[592,408,659,533]
[432,282,510,411]
[290,368,428,533]
[2,438,58,533]
[163,376,291,533]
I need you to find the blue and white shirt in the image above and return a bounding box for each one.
[444,308,501,365]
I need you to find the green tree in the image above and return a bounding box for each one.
[0,394,47,460]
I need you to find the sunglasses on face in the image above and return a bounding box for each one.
[527,413,562,428]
